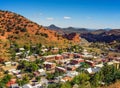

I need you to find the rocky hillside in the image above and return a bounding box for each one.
[0,10,80,45]
[0,10,80,59]
[63,33,80,43]
[81,29,120,43]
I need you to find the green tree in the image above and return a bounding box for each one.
[61,82,72,88]
[29,62,39,72]
[90,73,100,87]
[72,73,90,85]
[36,76,41,82]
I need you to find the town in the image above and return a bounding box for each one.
[0,43,120,88]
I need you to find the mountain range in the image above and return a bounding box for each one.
[47,24,120,43]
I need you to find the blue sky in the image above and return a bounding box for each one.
[0,0,120,29]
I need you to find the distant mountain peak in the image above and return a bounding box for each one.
[48,24,61,30]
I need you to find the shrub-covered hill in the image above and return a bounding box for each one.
[0,10,80,59]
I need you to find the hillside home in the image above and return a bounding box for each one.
[95,64,104,68]
[19,48,25,51]
[22,84,33,88]
[65,71,79,78]
[62,52,74,59]
[61,76,72,82]
[55,54,63,60]
[67,65,76,71]
[73,53,82,58]
[38,69,46,76]
[71,58,84,65]
[42,55,56,61]
[51,47,59,53]
[6,79,16,88]
[44,62,56,70]
[4,62,11,66]
[85,60,95,67]
[12,70,21,75]
[56,66,66,73]
[82,49,93,58]
[108,60,120,69]
[112,60,120,69]
[86,67,101,74]
[10,83,19,88]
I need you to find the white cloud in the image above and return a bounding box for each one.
[64,16,71,20]
[46,17,54,21]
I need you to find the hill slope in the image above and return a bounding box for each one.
[81,29,120,43]
[0,10,80,59]
[0,10,80,45]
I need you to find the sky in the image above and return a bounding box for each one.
[0,0,120,29]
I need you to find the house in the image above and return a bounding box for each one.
[19,48,25,51]
[54,76,62,83]
[33,71,40,77]
[11,62,17,66]
[61,76,72,82]
[42,55,56,61]
[44,62,56,70]
[12,70,21,75]
[65,71,79,78]
[10,83,19,88]
[56,66,66,73]
[41,48,48,53]
[86,67,100,74]
[51,47,59,53]
[16,74,22,79]
[95,64,104,68]
[59,59,71,66]
[38,69,46,76]
[62,53,69,59]
[55,55,63,60]
[32,83,42,88]
[112,60,120,69]
[73,53,82,58]
[67,65,76,71]
[71,58,84,65]
[82,50,93,58]
[16,52,22,56]
[116,57,120,61]
[6,79,16,88]
[85,60,95,67]
[108,60,120,69]
[62,52,74,59]
[4,62,12,66]
[8,69,16,73]
[22,84,33,88]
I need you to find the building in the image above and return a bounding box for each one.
[86,67,101,74]
[44,62,56,70]
[85,60,95,67]
[71,58,84,65]
[38,69,46,76]
[56,66,66,73]
[4,62,11,66]
[65,71,79,78]
[73,53,82,58]
[22,84,32,88]
[55,55,63,60]
[42,55,56,61]
[61,76,72,82]
[10,84,19,88]
[67,65,76,71]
